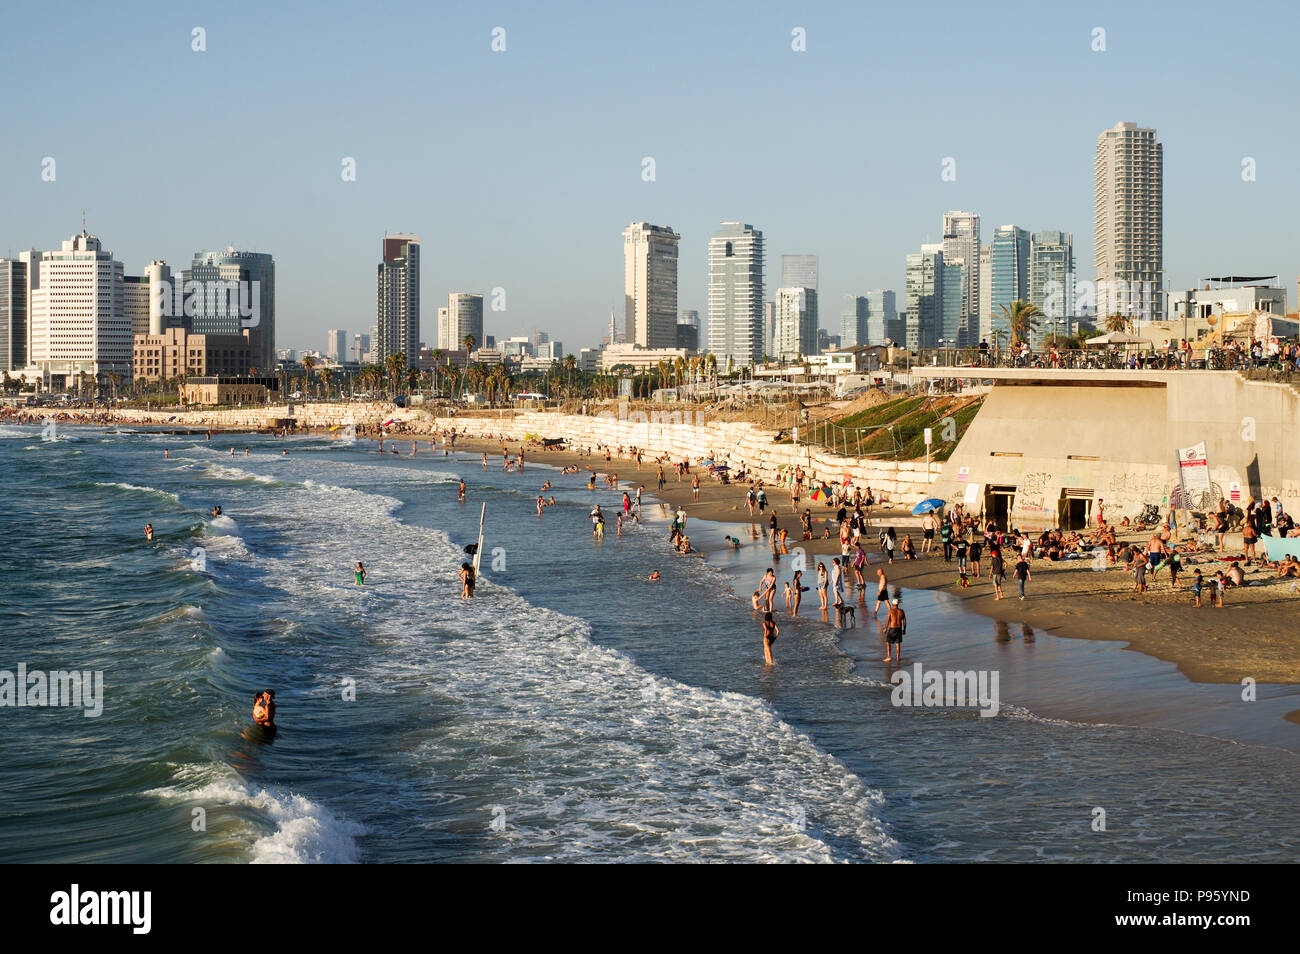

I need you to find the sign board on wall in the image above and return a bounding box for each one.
[963,482,979,506]
[1229,481,1241,502]
[1177,441,1212,500]
[956,466,970,482]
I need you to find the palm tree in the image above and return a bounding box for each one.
[385,353,405,397]
[462,334,477,355]
[301,354,316,384]
[430,349,444,395]
[998,301,1044,346]
[1103,312,1130,334]
[406,367,420,394]
[563,354,577,392]
[320,368,334,401]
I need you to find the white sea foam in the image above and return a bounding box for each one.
[147,765,366,863]
[212,458,902,862]
[93,480,181,503]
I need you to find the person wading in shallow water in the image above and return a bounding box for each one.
[762,611,780,666]
[253,689,276,728]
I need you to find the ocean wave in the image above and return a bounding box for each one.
[93,480,181,503]
[146,765,366,863]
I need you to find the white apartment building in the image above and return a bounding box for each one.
[29,231,131,383]
[623,222,680,349]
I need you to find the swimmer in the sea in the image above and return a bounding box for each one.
[355,561,366,585]
[537,495,544,516]
[253,689,276,728]
[164,449,169,459]
[648,570,661,581]
[143,523,155,542]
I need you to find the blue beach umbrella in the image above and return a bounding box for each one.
[912,498,946,515]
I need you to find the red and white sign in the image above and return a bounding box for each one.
[1229,480,1241,502]
[1177,441,1212,500]
[956,466,970,482]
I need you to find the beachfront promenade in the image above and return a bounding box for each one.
[914,366,1300,529]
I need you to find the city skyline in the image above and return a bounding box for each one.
[2,2,1295,352]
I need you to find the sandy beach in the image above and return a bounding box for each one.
[419,430,1300,694]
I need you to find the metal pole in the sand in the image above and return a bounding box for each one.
[924,427,932,478]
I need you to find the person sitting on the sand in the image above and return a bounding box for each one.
[1276,556,1300,578]
[1226,563,1246,586]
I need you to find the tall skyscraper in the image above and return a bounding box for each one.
[326,329,347,361]
[123,261,173,338]
[865,290,898,345]
[840,295,868,348]
[707,223,765,369]
[941,211,980,344]
[775,287,817,359]
[30,231,131,382]
[376,234,420,368]
[678,309,700,330]
[0,253,38,372]
[989,225,1030,339]
[1095,121,1163,320]
[977,246,992,341]
[763,300,776,359]
[1029,231,1075,344]
[446,293,485,351]
[904,247,943,350]
[780,254,818,291]
[940,261,965,349]
[185,247,275,372]
[622,223,680,349]
[353,332,370,363]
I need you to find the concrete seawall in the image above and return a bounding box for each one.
[99,402,941,502]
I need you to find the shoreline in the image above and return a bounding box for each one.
[38,417,1300,697]
[430,431,1300,696]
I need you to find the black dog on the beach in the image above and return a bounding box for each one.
[835,603,856,628]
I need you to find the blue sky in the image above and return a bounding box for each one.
[2,0,1295,352]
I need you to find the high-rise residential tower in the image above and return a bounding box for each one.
[446,293,485,351]
[977,246,992,341]
[29,231,131,383]
[941,211,980,344]
[865,289,898,345]
[707,223,765,369]
[775,287,817,359]
[989,225,1030,339]
[1095,122,1163,321]
[904,247,943,350]
[0,253,39,373]
[1029,231,1075,344]
[622,222,680,349]
[326,329,347,361]
[840,295,868,348]
[185,247,275,372]
[376,234,420,368]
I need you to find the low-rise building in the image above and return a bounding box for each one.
[133,328,255,382]
[182,374,280,405]
[600,343,688,372]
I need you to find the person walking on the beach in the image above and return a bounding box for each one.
[883,597,906,663]
[1014,553,1032,600]
[354,561,366,585]
[873,568,889,614]
[762,612,780,666]
[883,526,897,564]
[657,467,665,492]
[852,541,868,589]
[691,474,700,501]
[968,533,982,577]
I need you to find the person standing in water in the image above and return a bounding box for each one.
[791,569,804,617]
[762,612,780,666]
[143,523,155,542]
[883,597,906,663]
[873,568,889,614]
[458,478,466,501]
[354,561,366,585]
[253,689,276,728]
[458,561,476,598]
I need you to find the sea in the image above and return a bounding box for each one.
[2,422,1299,863]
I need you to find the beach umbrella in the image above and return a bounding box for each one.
[912,497,945,514]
